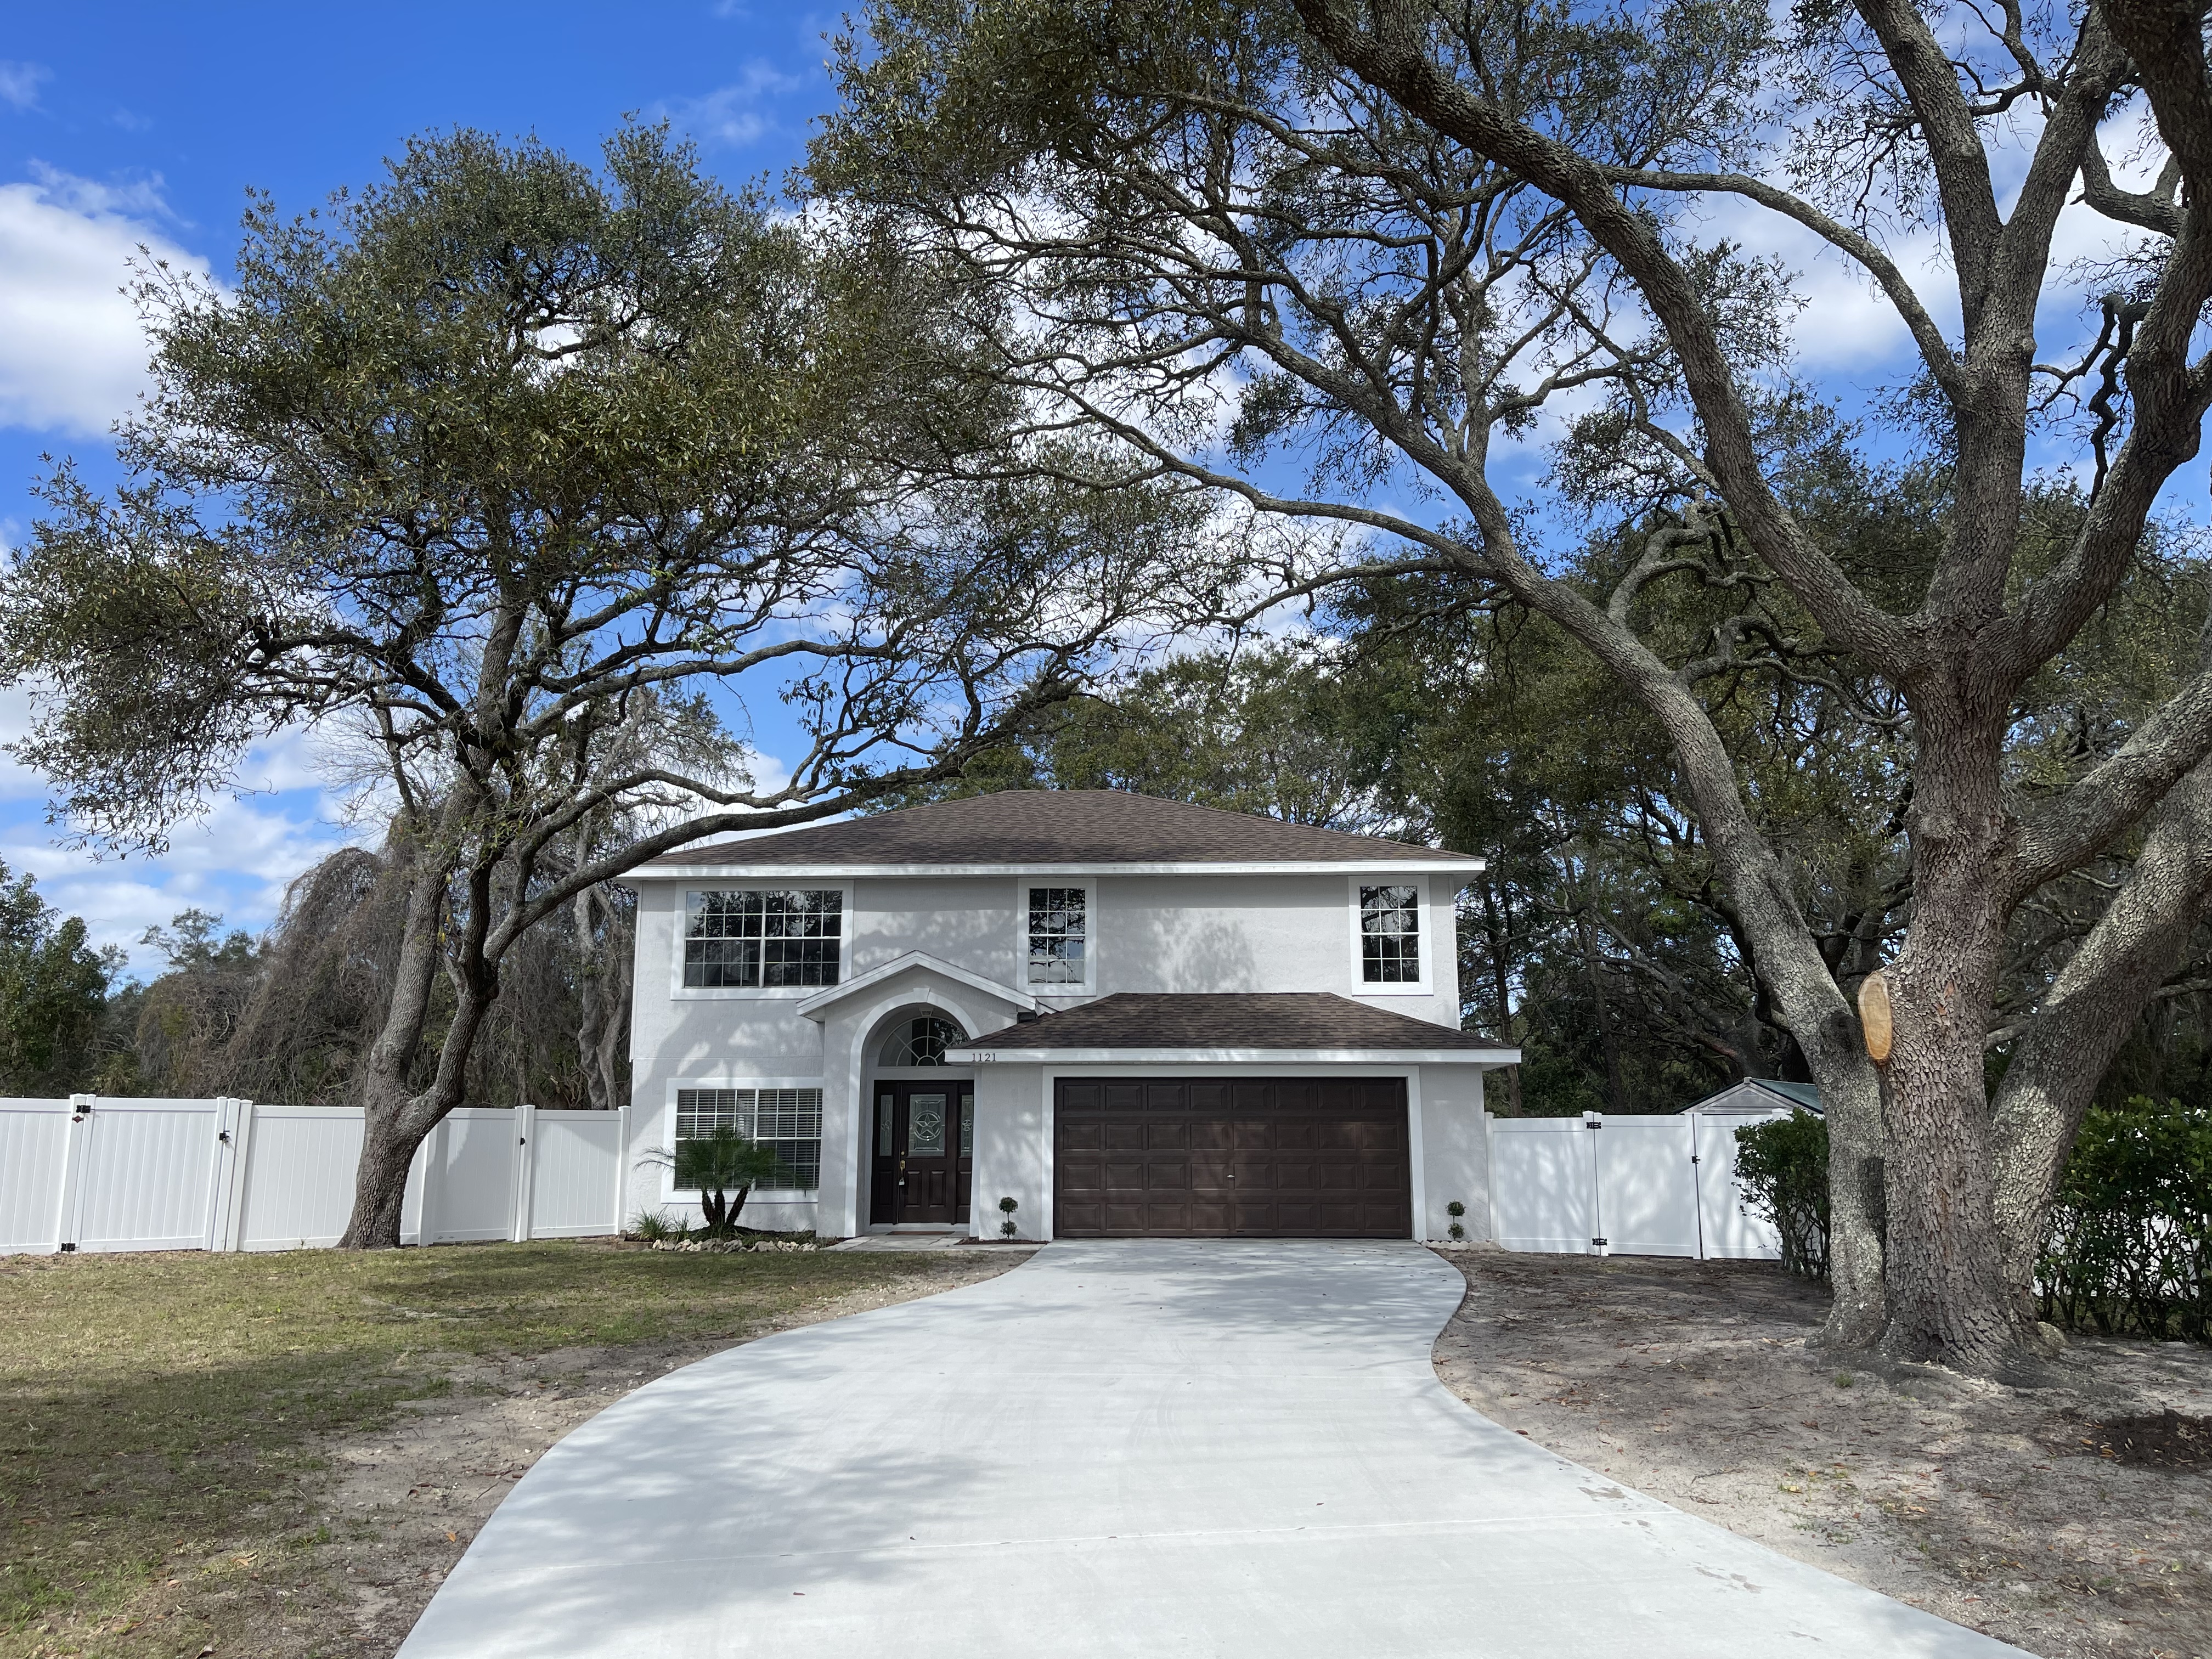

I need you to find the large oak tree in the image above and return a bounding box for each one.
[0,126,1196,1245]
[816,0,2212,1374]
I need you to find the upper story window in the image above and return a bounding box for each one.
[879,1016,964,1067]
[1359,885,1421,983]
[1027,886,1087,984]
[684,889,842,988]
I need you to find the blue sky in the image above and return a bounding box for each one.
[0,4,839,974]
[0,8,2193,978]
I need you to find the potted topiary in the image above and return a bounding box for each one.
[997,1195,1020,1239]
[1446,1199,1467,1243]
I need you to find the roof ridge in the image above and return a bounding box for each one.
[636,787,1473,868]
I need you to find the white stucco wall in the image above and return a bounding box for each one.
[970,1064,1048,1242]
[1416,1064,1492,1242]
[622,865,1476,1239]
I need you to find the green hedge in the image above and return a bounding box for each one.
[2038,1098,2212,1344]
[1730,1098,2212,1343]
[1733,1111,1831,1279]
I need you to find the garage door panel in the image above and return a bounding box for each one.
[1056,1077,1410,1239]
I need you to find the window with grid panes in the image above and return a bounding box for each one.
[1359,885,1421,983]
[1027,886,1087,983]
[674,1087,824,1189]
[683,889,842,988]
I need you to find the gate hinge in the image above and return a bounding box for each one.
[59,1242,76,1253]
[1591,1237,1607,1246]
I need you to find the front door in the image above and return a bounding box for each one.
[869,1081,974,1225]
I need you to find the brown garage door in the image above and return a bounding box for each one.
[1053,1077,1411,1238]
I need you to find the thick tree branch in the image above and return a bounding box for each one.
[1289,0,1913,675]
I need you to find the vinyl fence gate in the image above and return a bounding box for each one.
[1486,1109,1786,1260]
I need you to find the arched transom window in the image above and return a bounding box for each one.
[879,1015,964,1068]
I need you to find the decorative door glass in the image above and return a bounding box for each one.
[908,1094,947,1156]
[877,1094,894,1155]
[959,1095,974,1155]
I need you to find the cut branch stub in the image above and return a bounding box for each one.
[1858,970,1894,1064]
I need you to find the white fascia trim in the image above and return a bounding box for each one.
[943,1046,1522,1066]
[794,951,1041,1021]
[630,857,1486,881]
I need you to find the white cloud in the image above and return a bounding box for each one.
[0,164,211,436]
[664,61,809,148]
[0,795,361,978]
[0,61,50,113]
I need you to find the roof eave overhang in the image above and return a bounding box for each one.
[940,1046,1521,1066]
[627,857,1486,881]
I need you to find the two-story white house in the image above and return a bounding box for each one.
[622,789,1517,1242]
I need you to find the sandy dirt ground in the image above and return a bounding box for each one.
[1432,1247,2212,1659]
[147,1248,1036,1659]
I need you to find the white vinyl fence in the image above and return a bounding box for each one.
[0,1096,629,1256]
[1488,1109,1786,1260]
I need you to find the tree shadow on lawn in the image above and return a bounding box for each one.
[1434,1250,2212,1659]
[0,1242,1002,1658]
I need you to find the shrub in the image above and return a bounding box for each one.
[1733,1111,1830,1279]
[629,1207,685,1244]
[2038,1098,2212,1344]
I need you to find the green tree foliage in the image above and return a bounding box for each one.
[2040,1099,2212,1344]
[117,908,261,1098]
[1733,1113,1833,1280]
[0,124,1193,1244]
[0,864,118,1094]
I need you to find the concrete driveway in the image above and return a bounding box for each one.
[397,1240,2028,1658]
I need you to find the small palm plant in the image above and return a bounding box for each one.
[641,1128,786,1239]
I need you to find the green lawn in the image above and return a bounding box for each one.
[0,1242,989,1657]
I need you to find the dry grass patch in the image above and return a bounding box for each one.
[1433,1248,2212,1659]
[0,1239,1034,1659]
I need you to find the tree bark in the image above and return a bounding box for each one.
[337,818,458,1249]
[1989,752,2212,1297]
[572,881,633,1114]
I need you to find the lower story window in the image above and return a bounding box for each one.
[675,1086,824,1190]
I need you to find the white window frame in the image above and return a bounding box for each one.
[669,882,855,1001]
[1016,876,1098,994]
[1347,874,1432,995]
[661,1076,826,1198]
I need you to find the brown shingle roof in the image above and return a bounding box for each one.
[634,791,1477,871]
[956,992,1503,1051]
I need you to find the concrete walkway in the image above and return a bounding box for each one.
[397,1240,2028,1658]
